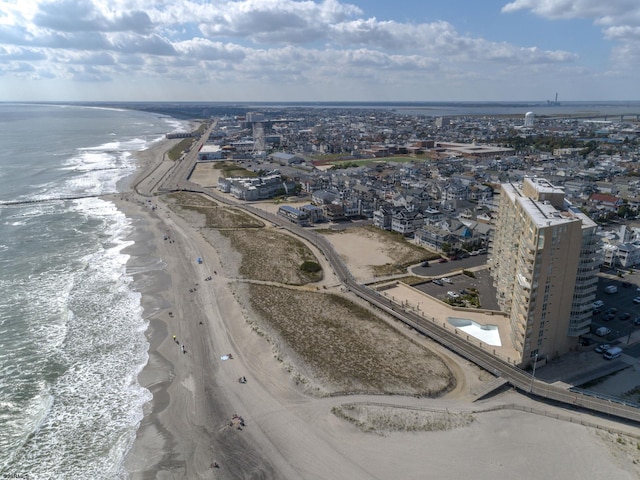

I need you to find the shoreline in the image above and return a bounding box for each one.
[116,139,287,478]
[116,140,211,476]
[114,139,640,479]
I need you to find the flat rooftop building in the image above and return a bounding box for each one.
[489,177,600,366]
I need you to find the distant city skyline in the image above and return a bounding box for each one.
[1,0,639,102]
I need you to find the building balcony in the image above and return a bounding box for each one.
[568,316,591,337]
[516,273,532,290]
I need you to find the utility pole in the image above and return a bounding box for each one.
[529,353,539,392]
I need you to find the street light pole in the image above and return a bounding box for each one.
[530,353,539,392]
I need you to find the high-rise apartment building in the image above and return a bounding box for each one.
[489,178,600,366]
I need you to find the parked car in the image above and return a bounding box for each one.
[603,347,622,360]
[605,285,618,294]
[442,277,452,284]
[606,307,618,315]
[619,312,631,320]
[432,279,444,286]
[603,313,615,322]
[438,258,448,263]
[634,317,640,326]
[595,326,611,337]
[593,300,604,308]
[593,308,602,315]
[622,281,631,288]
[595,343,611,353]
[632,296,640,304]
[447,291,460,298]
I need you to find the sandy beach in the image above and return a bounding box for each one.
[118,140,640,479]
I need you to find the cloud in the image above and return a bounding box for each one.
[0,46,47,61]
[33,0,153,34]
[501,0,640,24]
[175,37,247,61]
[110,33,177,55]
[603,25,640,42]
[196,0,361,44]
[501,0,640,69]
[0,0,633,99]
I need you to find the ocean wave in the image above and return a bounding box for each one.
[0,198,151,478]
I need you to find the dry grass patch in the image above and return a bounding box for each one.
[166,192,264,229]
[332,404,474,435]
[247,284,455,396]
[214,161,258,178]
[200,207,265,229]
[167,192,218,208]
[223,229,321,284]
[167,138,194,161]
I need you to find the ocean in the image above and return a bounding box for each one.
[0,104,187,479]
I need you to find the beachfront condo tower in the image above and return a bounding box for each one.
[489,178,601,367]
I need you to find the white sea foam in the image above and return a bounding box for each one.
[0,105,172,478]
[2,199,151,478]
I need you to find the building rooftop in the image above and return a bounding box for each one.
[504,180,596,229]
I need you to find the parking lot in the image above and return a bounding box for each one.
[590,273,640,344]
[411,266,501,311]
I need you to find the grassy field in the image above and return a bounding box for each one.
[167,192,264,229]
[223,229,322,284]
[247,284,455,396]
[214,161,258,178]
[167,138,194,161]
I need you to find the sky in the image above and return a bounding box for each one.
[1,0,639,102]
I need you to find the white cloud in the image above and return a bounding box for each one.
[501,0,640,22]
[32,0,153,34]
[0,0,635,99]
[502,0,640,72]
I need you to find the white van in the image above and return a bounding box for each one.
[595,326,611,337]
[603,347,622,360]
